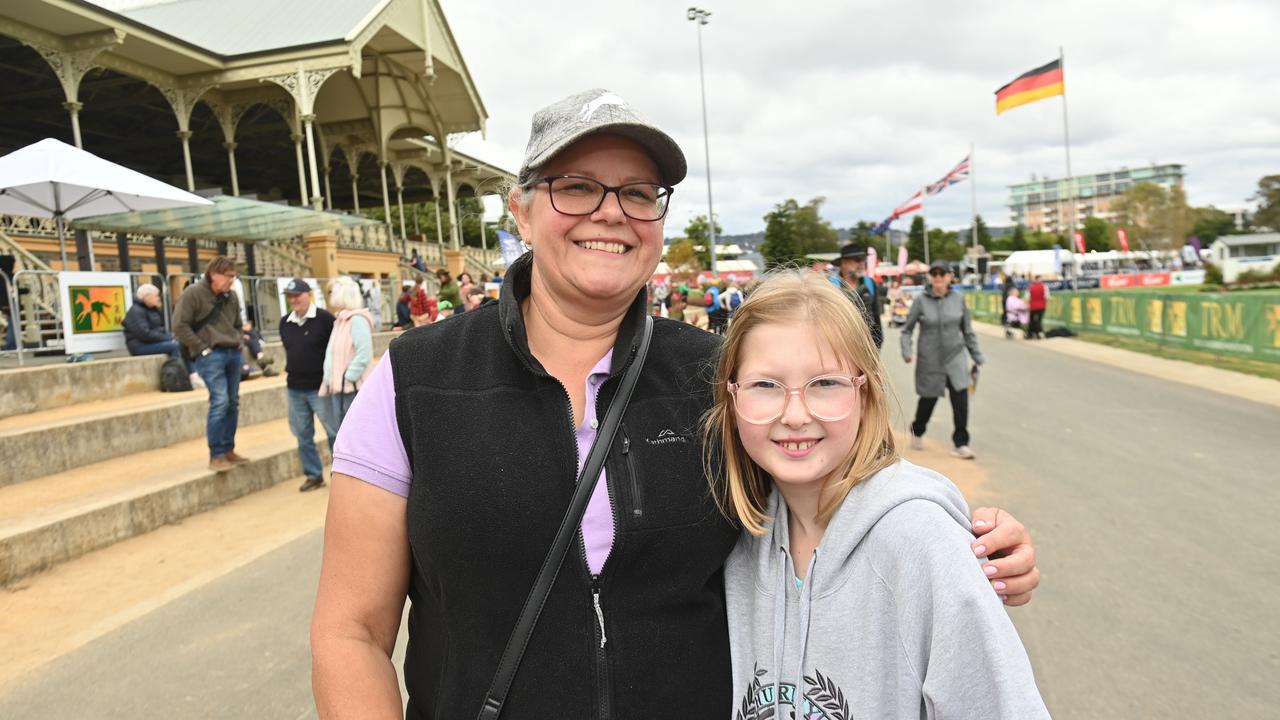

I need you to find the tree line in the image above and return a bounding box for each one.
[664,173,1279,272]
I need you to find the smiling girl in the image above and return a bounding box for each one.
[706,270,1048,719]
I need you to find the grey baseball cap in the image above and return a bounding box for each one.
[517,88,687,186]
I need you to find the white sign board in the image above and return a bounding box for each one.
[59,271,133,354]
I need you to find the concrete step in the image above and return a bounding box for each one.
[0,354,167,420]
[0,417,325,587]
[0,376,291,487]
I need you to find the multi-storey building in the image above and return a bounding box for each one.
[1008,164,1185,234]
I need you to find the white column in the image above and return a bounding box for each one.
[292,133,308,206]
[445,168,460,250]
[434,196,445,245]
[224,141,240,196]
[177,130,195,192]
[63,101,84,149]
[323,169,333,211]
[396,184,408,240]
[351,174,361,213]
[380,162,393,226]
[302,114,323,211]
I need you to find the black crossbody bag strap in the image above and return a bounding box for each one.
[191,292,229,336]
[476,316,653,720]
[184,293,228,361]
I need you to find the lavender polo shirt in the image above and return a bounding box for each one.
[331,349,617,576]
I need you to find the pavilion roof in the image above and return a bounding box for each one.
[71,194,381,243]
[109,0,384,57]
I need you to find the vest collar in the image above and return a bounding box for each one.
[498,251,649,378]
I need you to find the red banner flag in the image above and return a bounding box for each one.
[1117,228,1130,253]
[1074,231,1086,254]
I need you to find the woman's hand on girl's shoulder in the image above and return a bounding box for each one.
[969,507,1039,606]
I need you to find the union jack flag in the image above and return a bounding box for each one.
[926,155,971,195]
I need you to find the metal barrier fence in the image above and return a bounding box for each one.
[964,289,1280,361]
[0,268,426,366]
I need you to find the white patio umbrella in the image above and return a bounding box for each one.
[0,138,213,267]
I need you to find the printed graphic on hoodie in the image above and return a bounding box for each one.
[736,663,850,720]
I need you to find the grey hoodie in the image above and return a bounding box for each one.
[725,460,1049,719]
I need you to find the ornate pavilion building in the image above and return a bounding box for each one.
[0,0,513,283]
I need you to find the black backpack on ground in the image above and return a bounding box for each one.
[160,357,193,392]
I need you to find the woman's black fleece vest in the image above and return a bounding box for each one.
[389,254,739,719]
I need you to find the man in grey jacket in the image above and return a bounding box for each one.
[901,261,984,459]
[173,256,247,472]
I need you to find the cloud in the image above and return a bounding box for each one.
[445,0,1280,233]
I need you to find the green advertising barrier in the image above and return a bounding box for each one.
[963,290,1280,361]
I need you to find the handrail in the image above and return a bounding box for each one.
[0,268,23,365]
[0,228,53,273]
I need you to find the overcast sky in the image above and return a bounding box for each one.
[440,0,1280,234]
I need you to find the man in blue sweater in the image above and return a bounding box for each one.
[279,278,338,492]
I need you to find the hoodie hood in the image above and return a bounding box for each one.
[755,459,972,594]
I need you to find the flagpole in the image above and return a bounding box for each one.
[921,187,929,265]
[970,142,978,250]
[1060,46,1075,244]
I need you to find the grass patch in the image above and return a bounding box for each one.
[975,318,1280,381]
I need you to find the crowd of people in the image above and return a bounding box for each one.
[132,257,384,488]
[123,250,515,488]
[395,267,497,329]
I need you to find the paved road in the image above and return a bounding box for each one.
[885,325,1279,719]
[2,327,1276,718]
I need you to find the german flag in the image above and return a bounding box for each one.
[995,59,1064,115]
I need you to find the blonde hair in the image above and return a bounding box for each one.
[326,276,365,312]
[702,269,899,535]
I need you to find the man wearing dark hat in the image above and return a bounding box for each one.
[837,242,883,348]
[279,278,337,492]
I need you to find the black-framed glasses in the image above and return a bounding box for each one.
[727,374,868,425]
[527,175,673,221]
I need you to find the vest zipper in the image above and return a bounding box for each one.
[590,574,611,719]
[621,424,642,519]
[565,379,616,720]
[526,338,632,720]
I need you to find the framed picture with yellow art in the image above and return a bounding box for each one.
[59,271,133,354]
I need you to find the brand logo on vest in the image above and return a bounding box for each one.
[645,428,689,446]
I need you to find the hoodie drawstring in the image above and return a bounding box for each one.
[793,549,818,720]
[772,546,789,719]
[774,546,819,720]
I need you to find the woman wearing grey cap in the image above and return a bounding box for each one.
[311,89,1038,719]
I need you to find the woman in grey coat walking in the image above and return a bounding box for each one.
[901,261,984,459]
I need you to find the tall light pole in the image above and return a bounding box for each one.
[687,7,717,276]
